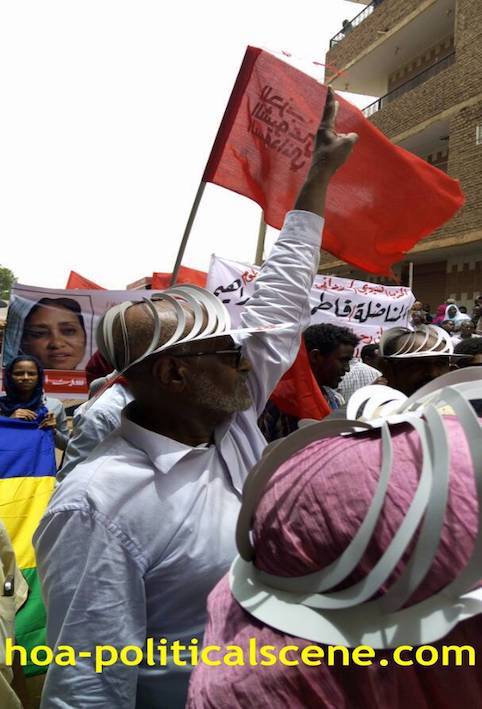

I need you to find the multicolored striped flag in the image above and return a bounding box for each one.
[0,416,56,676]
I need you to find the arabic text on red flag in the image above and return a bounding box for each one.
[203,47,464,275]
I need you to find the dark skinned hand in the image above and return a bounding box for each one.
[295,86,358,217]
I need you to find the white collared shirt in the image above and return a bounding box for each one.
[34,210,323,709]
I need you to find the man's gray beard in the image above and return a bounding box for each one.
[190,371,252,415]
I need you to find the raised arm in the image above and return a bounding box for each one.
[241,88,358,413]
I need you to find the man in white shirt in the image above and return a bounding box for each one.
[34,89,358,708]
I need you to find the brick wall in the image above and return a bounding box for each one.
[388,35,453,91]
[326,0,433,78]
[368,0,482,135]
[318,101,482,274]
[326,0,482,140]
[446,258,482,302]
[320,0,482,284]
[368,1,482,248]
[413,100,482,246]
[411,261,447,306]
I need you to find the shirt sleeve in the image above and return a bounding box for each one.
[34,508,146,709]
[240,210,323,415]
[48,401,70,451]
[58,408,117,481]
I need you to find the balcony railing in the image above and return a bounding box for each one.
[363,51,456,117]
[329,0,385,48]
[429,158,448,172]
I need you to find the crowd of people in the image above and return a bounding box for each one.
[1,89,482,709]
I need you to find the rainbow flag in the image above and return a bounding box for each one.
[0,416,56,676]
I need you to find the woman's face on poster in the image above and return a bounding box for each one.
[21,303,86,370]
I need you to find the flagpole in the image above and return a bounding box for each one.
[254,212,267,266]
[170,181,207,286]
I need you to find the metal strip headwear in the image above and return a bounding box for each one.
[230,367,482,648]
[379,324,455,358]
[96,284,233,374]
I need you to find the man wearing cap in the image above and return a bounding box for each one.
[379,324,455,396]
[34,89,358,708]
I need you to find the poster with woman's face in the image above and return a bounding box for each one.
[21,297,89,370]
[1,285,151,398]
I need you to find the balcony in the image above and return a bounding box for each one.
[397,117,450,171]
[363,51,455,117]
[326,0,455,96]
[330,0,386,48]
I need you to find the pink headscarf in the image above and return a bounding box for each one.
[433,303,447,325]
[188,417,482,708]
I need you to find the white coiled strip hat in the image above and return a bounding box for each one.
[96,284,286,374]
[231,367,482,649]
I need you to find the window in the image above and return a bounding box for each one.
[476,124,482,146]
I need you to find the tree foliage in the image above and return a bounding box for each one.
[0,265,17,301]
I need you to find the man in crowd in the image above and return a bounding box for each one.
[454,336,482,366]
[452,319,476,346]
[472,303,481,328]
[259,323,359,441]
[379,324,453,396]
[303,324,359,407]
[475,298,482,335]
[360,343,381,369]
[33,89,358,708]
[440,319,455,335]
[409,310,426,328]
[454,336,482,416]
[337,350,384,403]
[422,303,433,323]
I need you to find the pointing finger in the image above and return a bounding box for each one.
[319,86,337,132]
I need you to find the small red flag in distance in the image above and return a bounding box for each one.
[203,47,464,276]
[151,266,207,289]
[66,271,105,289]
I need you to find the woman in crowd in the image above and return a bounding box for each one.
[0,355,69,451]
[444,303,471,329]
[432,303,447,325]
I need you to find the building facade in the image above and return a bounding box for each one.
[323,0,482,308]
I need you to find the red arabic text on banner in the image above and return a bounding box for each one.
[44,371,88,396]
[270,340,330,421]
[151,266,207,289]
[203,47,464,276]
[66,271,105,290]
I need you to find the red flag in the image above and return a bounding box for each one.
[270,341,330,420]
[151,266,207,289]
[203,47,464,276]
[66,271,105,290]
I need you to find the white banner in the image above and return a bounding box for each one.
[207,256,415,351]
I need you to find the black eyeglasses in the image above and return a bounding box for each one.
[170,344,244,369]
